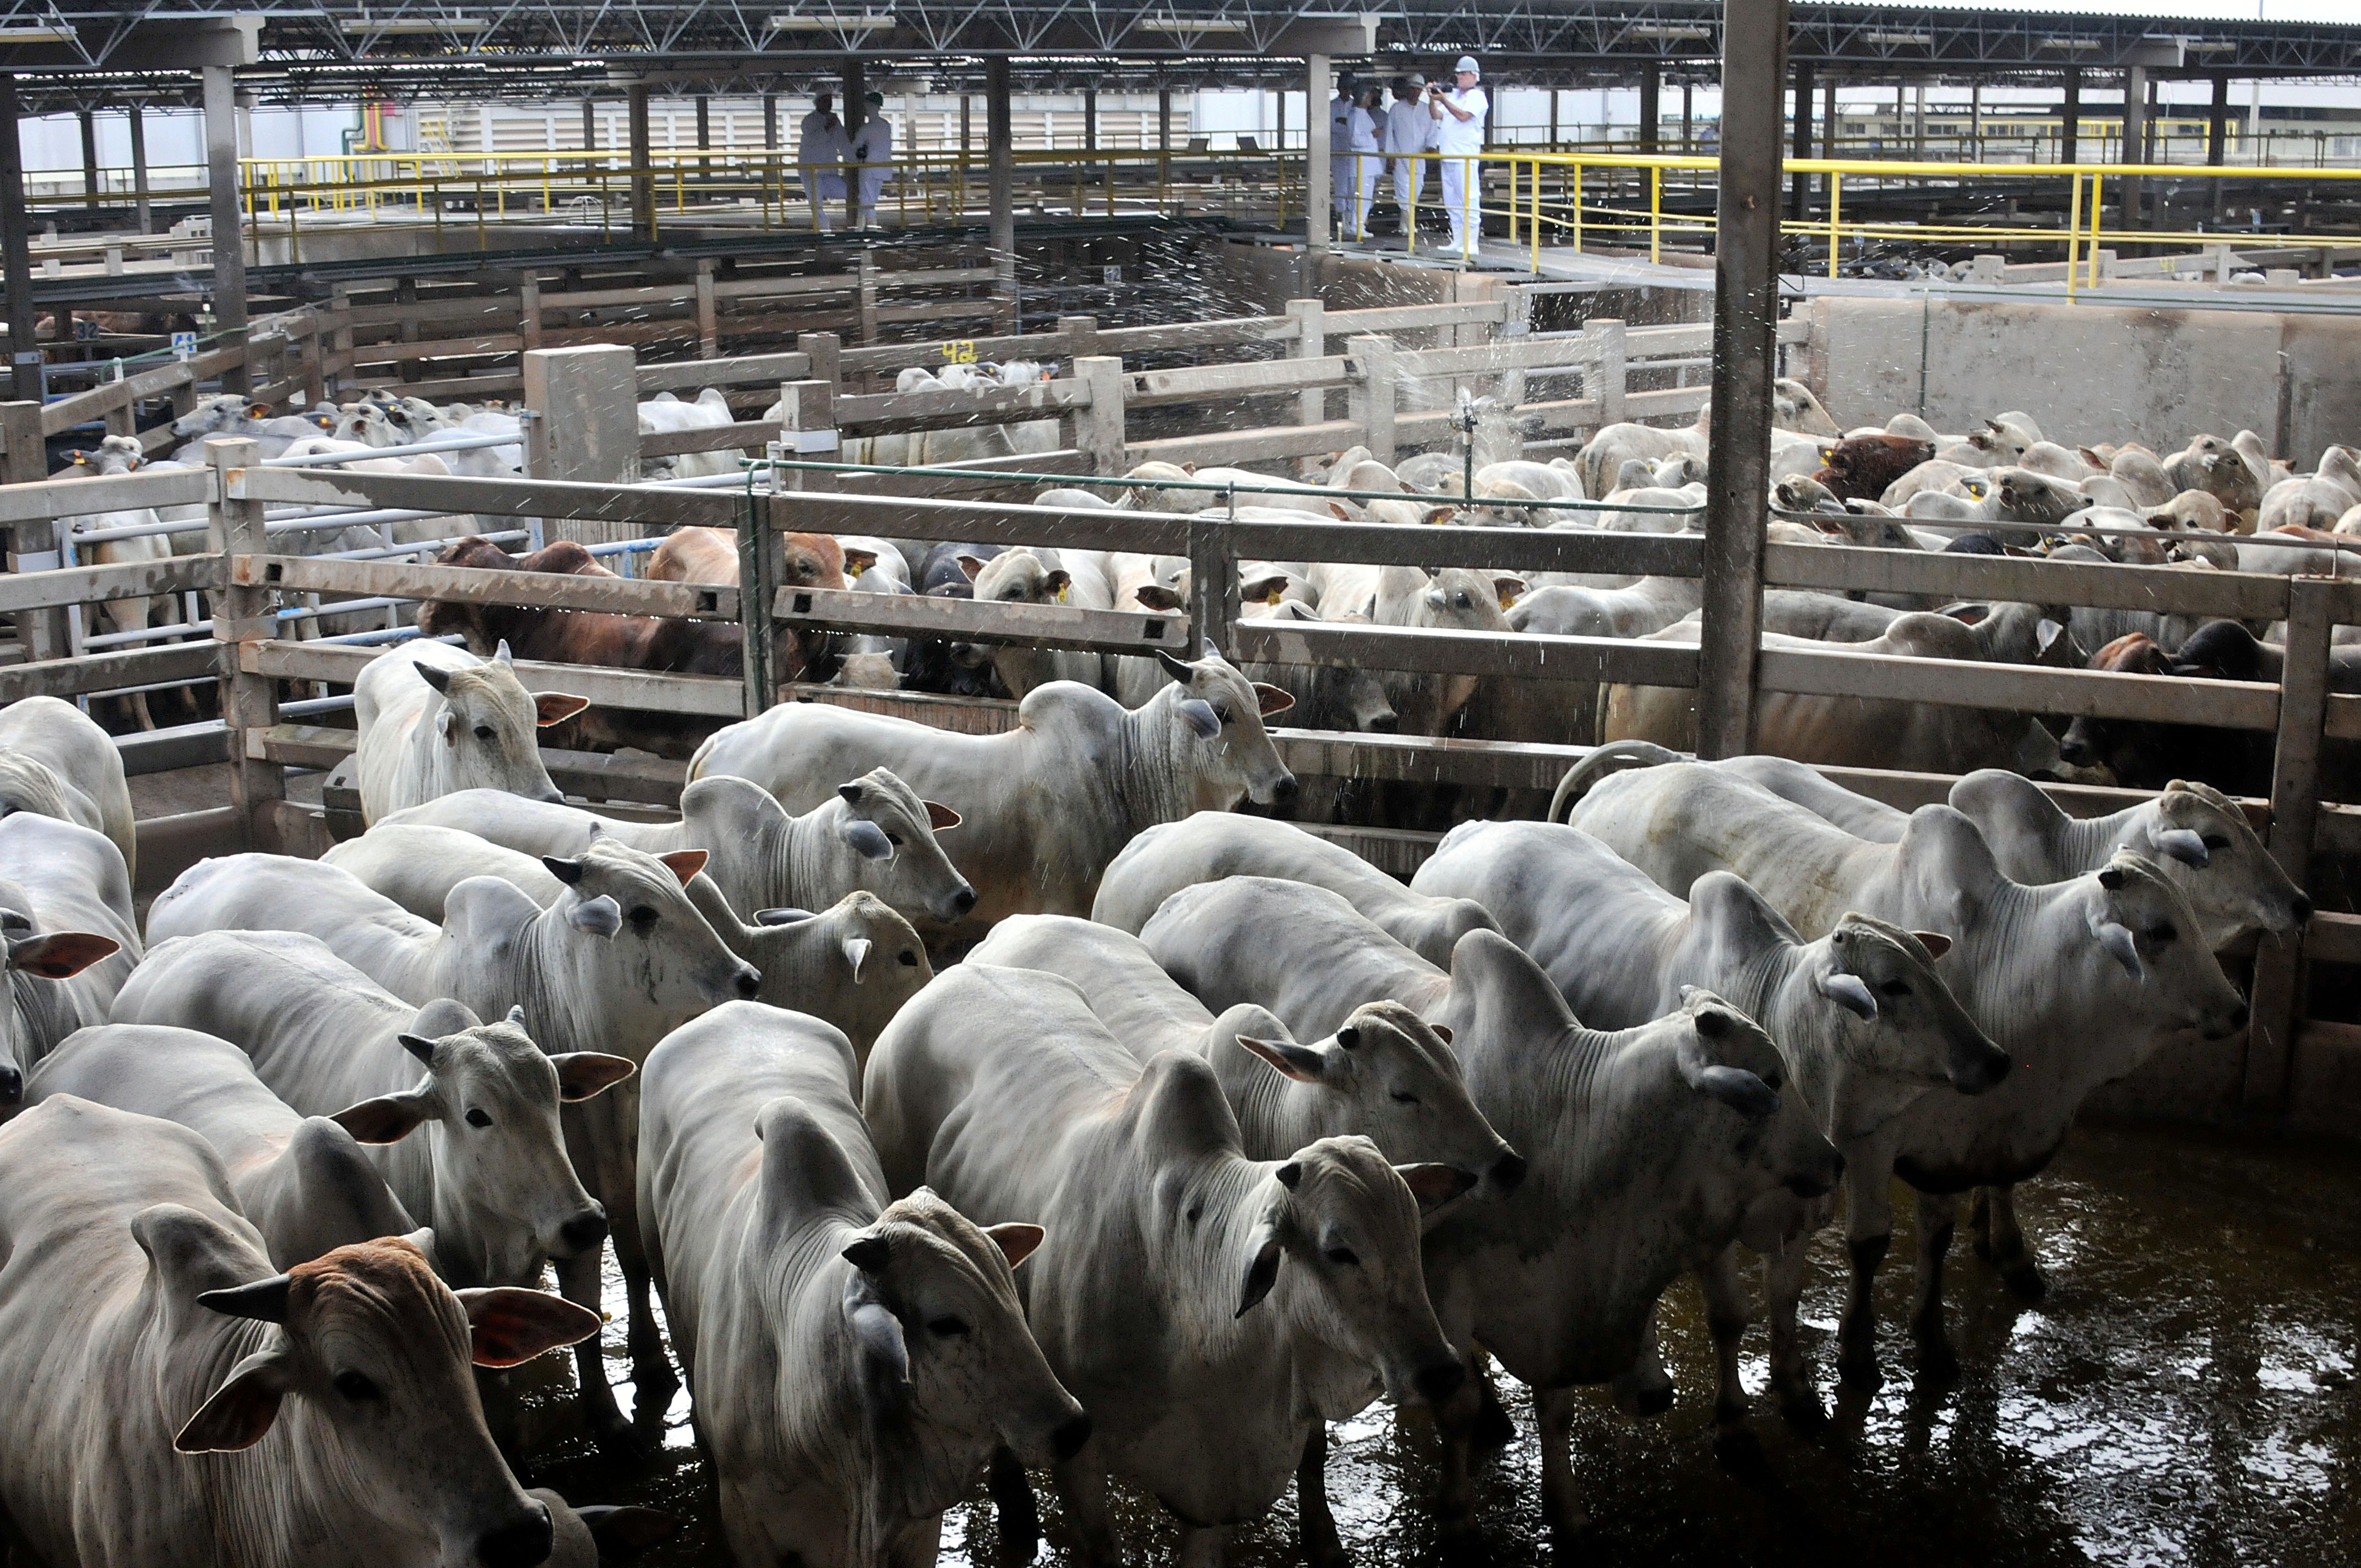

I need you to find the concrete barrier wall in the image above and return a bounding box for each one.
[1807,295,2361,459]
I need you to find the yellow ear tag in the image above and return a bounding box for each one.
[1055,582,1069,603]
[847,558,866,579]
[1266,586,1284,606]
[1498,590,1515,611]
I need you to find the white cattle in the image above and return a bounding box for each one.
[958,546,1119,696]
[863,964,1470,1568]
[383,769,975,927]
[688,654,1297,928]
[1563,763,2246,1385]
[0,1095,597,1568]
[967,914,1525,1192]
[56,438,177,728]
[168,394,335,457]
[320,830,929,1064]
[1411,819,2006,1429]
[27,1023,420,1269]
[1133,879,1837,1530]
[1693,758,2310,951]
[352,640,588,825]
[0,693,136,875]
[112,929,630,1293]
[143,845,757,1440]
[1092,812,1500,969]
[635,389,740,480]
[1296,566,1517,737]
[0,811,142,1062]
[1508,576,1699,639]
[2259,446,2361,533]
[638,1000,1087,1567]
[1575,412,1707,500]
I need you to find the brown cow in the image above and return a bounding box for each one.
[645,526,850,594]
[418,536,749,759]
[2055,629,2273,796]
[1812,434,1936,502]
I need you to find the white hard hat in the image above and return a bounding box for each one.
[1455,56,1479,78]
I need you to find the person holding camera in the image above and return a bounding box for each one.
[1429,56,1488,258]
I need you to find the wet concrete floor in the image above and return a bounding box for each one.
[522,1120,2361,1566]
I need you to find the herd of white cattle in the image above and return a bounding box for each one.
[0,493,2311,1568]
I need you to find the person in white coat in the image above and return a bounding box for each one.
[1329,79,1357,231]
[1387,76,1434,238]
[851,91,893,228]
[797,92,851,232]
[1430,56,1488,258]
[1347,88,1384,240]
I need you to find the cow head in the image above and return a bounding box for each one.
[329,1014,627,1287]
[1666,987,1843,1200]
[1239,1133,1468,1410]
[1151,646,1296,810]
[409,647,585,805]
[536,841,762,1027]
[814,1177,1087,1483]
[0,910,117,1106]
[2142,779,2311,947]
[744,893,933,1057]
[827,770,976,924]
[2077,853,2249,1042]
[1231,999,1523,1204]
[1819,913,2009,1119]
[171,1226,596,1568]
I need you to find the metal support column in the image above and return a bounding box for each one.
[1790,58,1813,220]
[583,99,597,151]
[1084,88,1097,151]
[78,110,99,203]
[1159,86,1172,151]
[1638,63,1660,153]
[627,83,655,240]
[1305,54,1331,253]
[1822,78,1836,160]
[695,95,711,183]
[763,93,779,151]
[203,65,249,379]
[0,76,40,403]
[129,105,151,233]
[2060,68,2080,167]
[842,58,865,232]
[1697,0,1788,760]
[987,58,1016,330]
[2122,66,2148,233]
[2208,72,2231,226]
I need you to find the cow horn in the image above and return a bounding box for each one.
[1155,648,1194,683]
[493,639,514,666]
[197,1275,293,1325]
[541,856,587,885]
[504,1004,526,1026]
[415,662,454,694]
[398,1032,439,1066]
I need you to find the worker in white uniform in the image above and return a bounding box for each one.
[1346,87,1384,241]
[797,92,851,232]
[851,90,893,229]
[1386,76,1434,239]
[1329,78,1357,232]
[1429,56,1488,258]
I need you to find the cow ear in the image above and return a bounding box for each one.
[840,818,893,861]
[1395,1162,1478,1212]
[564,895,623,939]
[753,907,815,926]
[923,801,962,831]
[4,930,118,979]
[984,1222,1045,1268]
[1235,1233,1285,1318]
[438,709,459,749]
[329,1091,434,1144]
[175,1348,292,1453]
[1493,575,1526,610]
[1911,932,1954,961]
[847,1297,909,1397]
[957,553,987,581]
[1043,570,1071,601]
[1135,584,1184,611]
[248,403,273,420]
[2095,921,2144,981]
[1252,683,1295,717]
[550,1052,637,1103]
[1939,601,1992,626]
[1177,699,1221,739]
[415,661,454,694]
[1819,971,1878,1021]
[841,937,871,982]
[455,1287,602,1369]
[1236,1035,1327,1083]
[534,693,590,727]
[656,850,708,886]
[1423,507,1457,526]
[2153,827,2209,868]
[1428,1023,1452,1045]
[841,548,878,578]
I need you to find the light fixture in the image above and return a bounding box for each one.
[0,25,77,43]
[342,17,491,32]
[1629,24,1711,40]
[1863,31,1934,46]
[1140,18,1248,33]
[2186,40,2237,53]
[766,13,896,30]
[2037,37,2103,51]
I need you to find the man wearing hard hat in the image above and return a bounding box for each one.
[1385,77,1433,240]
[1428,56,1488,258]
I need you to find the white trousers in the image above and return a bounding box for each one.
[1439,155,1478,254]
[1347,154,1382,236]
[1392,156,1425,216]
[857,168,889,226]
[803,167,845,231]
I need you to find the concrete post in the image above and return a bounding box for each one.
[763,93,779,151]
[627,83,655,240]
[1346,334,1395,463]
[1074,355,1126,475]
[3,400,66,659]
[129,105,152,233]
[796,331,841,399]
[1084,88,1097,151]
[843,58,866,232]
[203,64,249,356]
[987,58,1016,329]
[1305,55,1331,253]
[695,95,711,183]
[205,437,287,846]
[1159,87,1172,152]
[2122,66,2148,233]
[582,99,597,151]
[1790,57,1813,219]
[1286,298,1325,431]
[2060,68,2081,166]
[523,345,640,543]
[1638,63,1660,152]
[1697,0,1787,760]
[78,110,99,203]
[0,78,39,404]
[1682,81,1694,150]
[1822,78,1836,160]
[1584,317,1627,426]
